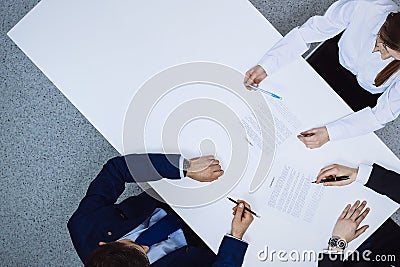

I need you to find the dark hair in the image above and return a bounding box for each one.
[375,12,400,87]
[85,242,150,267]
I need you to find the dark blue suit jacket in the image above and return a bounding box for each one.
[68,154,248,266]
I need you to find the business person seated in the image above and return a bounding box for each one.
[244,0,400,149]
[316,163,400,266]
[68,154,254,267]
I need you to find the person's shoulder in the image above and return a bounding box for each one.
[341,0,399,22]
[354,0,399,11]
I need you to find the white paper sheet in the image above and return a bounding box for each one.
[267,165,325,223]
[267,98,304,145]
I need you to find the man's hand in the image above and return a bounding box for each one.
[316,164,358,186]
[244,65,267,90]
[332,200,370,244]
[231,200,254,239]
[297,127,330,149]
[186,156,224,182]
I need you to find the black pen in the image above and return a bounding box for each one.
[300,133,315,137]
[227,197,260,218]
[312,176,350,183]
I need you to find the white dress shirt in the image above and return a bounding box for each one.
[118,207,246,264]
[356,164,374,185]
[118,208,187,264]
[258,0,400,141]
[179,156,185,178]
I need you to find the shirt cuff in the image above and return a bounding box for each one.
[325,107,384,142]
[320,249,344,256]
[258,56,279,77]
[179,156,185,178]
[258,27,309,75]
[321,249,344,255]
[355,164,373,185]
[225,234,248,244]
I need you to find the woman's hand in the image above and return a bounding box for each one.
[297,127,329,148]
[244,65,267,90]
[316,164,358,186]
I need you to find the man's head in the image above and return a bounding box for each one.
[85,239,150,267]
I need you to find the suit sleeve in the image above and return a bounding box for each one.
[70,154,181,216]
[365,164,400,203]
[318,253,345,267]
[212,235,248,267]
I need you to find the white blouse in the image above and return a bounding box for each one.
[258,0,400,141]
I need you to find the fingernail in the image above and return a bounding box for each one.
[239,203,244,208]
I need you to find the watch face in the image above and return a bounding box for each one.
[337,238,347,249]
[329,236,347,249]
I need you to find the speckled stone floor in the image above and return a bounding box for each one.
[1,0,399,266]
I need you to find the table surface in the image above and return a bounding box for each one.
[8,0,400,266]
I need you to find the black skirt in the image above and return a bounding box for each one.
[306,33,381,112]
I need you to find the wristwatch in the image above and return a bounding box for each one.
[183,158,190,177]
[328,236,347,250]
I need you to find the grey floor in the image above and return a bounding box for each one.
[1,0,399,266]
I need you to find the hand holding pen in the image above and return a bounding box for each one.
[244,65,268,88]
[229,198,255,240]
[246,84,282,100]
[314,164,359,186]
[228,197,260,218]
[297,127,330,149]
[312,176,350,183]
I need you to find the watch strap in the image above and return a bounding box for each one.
[328,236,347,250]
[183,158,190,177]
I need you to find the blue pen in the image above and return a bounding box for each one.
[246,84,283,100]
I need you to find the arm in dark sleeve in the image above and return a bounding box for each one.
[318,253,345,267]
[71,154,181,215]
[67,154,180,262]
[365,164,400,203]
[212,236,248,267]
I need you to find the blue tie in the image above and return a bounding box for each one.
[135,213,183,246]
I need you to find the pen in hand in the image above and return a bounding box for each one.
[300,133,315,137]
[227,197,260,218]
[312,176,350,183]
[245,83,282,100]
